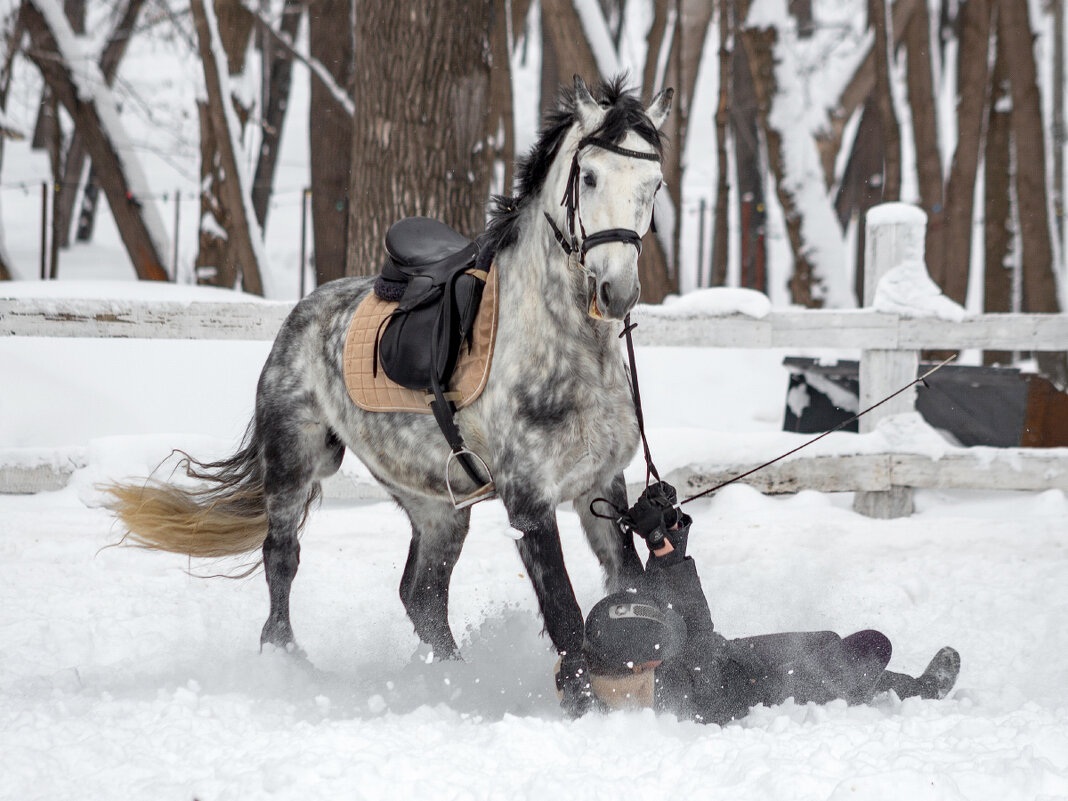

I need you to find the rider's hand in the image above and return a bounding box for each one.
[623,482,682,551]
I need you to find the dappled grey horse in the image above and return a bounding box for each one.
[108,76,672,715]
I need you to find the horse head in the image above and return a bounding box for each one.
[547,76,673,321]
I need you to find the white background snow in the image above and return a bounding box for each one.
[3,0,1068,797]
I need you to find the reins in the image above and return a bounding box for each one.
[592,323,956,524]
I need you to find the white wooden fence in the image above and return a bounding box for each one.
[3,204,1067,516]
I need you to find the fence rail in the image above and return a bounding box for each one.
[4,299,1067,350]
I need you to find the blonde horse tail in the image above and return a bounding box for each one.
[103,431,270,563]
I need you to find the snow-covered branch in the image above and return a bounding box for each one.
[245,2,354,119]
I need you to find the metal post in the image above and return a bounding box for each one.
[172,189,181,278]
[299,187,310,298]
[49,183,60,279]
[696,197,707,288]
[40,182,48,280]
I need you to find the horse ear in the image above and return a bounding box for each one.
[573,75,601,128]
[647,87,674,130]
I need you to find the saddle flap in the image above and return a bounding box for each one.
[386,217,473,268]
[397,273,440,312]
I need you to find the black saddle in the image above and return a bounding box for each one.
[372,217,494,506]
[384,216,475,272]
[374,217,484,390]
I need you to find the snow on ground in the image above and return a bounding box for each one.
[3,293,1068,798]
[3,476,1068,800]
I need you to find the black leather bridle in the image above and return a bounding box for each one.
[543,134,661,265]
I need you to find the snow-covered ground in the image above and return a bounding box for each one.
[3,297,1068,799]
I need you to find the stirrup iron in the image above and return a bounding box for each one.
[445,448,496,510]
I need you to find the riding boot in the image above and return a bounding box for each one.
[873,646,960,700]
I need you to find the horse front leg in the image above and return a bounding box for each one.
[575,473,643,591]
[507,503,592,718]
[394,491,471,660]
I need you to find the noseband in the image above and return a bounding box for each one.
[543,134,661,266]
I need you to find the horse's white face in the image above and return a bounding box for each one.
[563,80,672,321]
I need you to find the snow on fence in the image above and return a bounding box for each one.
[3,204,1068,516]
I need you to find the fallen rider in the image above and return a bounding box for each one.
[557,483,961,724]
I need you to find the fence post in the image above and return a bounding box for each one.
[853,203,925,518]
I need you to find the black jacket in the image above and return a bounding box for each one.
[639,551,751,724]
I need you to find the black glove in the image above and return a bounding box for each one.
[621,482,686,553]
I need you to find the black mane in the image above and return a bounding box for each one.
[482,76,665,257]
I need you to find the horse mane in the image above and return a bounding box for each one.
[484,76,666,255]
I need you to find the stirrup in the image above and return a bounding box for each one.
[445,448,497,510]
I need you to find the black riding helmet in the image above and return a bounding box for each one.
[583,591,687,671]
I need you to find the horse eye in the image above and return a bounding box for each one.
[583,173,597,189]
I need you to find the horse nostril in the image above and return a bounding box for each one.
[599,281,612,310]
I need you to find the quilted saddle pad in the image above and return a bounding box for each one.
[342,265,499,413]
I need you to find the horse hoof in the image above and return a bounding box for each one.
[415,642,463,663]
[558,652,594,718]
[261,639,308,659]
[260,618,304,657]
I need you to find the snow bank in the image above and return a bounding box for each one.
[647,286,773,318]
[874,258,969,321]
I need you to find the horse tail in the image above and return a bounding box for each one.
[103,424,272,563]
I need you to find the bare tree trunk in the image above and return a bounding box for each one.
[639,0,680,301]
[541,0,602,87]
[905,0,944,276]
[711,0,732,287]
[983,34,1012,366]
[251,0,303,229]
[0,7,20,280]
[347,0,494,275]
[195,101,235,286]
[22,0,168,281]
[743,24,822,306]
[194,0,255,288]
[732,0,766,293]
[834,104,885,302]
[936,0,992,305]
[54,0,147,249]
[998,0,1067,386]
[307,0,352,285]
[488,0,515,194]
[190,0,265,294]
[816,0,920,188]
[870,0,901,201]
[651,0,715,295]
[1054,0,1066,255]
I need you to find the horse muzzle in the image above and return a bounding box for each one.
[589,273,640,321]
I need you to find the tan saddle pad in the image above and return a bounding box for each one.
[342,266,499,413]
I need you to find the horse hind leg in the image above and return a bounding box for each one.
[394,491,471,660]
[259,415,345,653]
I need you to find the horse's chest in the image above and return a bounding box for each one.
[484,351,639,490]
